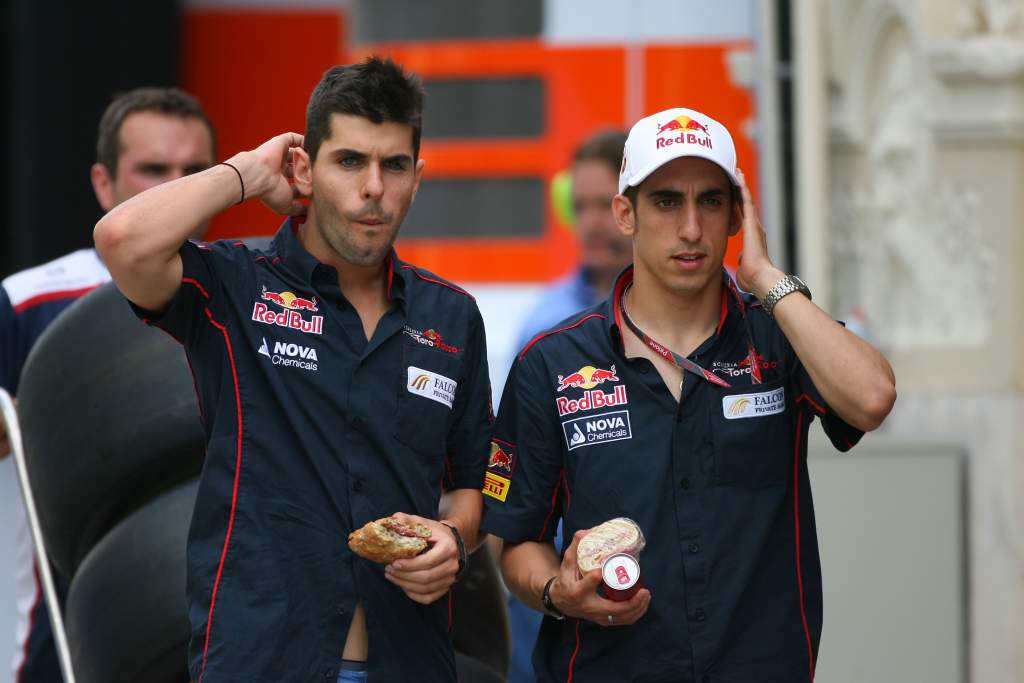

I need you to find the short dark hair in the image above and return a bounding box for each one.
[304,56,425,164]
[573,130,627,177]
[96,87,215,178]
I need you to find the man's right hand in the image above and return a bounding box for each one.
[229,132,307,217]
[547,529,651,627]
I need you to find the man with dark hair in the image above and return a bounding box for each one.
[94,56,491,682]
[482,107,896,682]
[514,130,632,352]
[1,86,215,682]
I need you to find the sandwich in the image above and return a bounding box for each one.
[576,517,646,573]
[348,516,433,564]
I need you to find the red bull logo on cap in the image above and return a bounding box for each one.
[252,286,324,334]
[655,115,713,150]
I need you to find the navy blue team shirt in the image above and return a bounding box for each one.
[132,219,492,683]
[482,266,863,683]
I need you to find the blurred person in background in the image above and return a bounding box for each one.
[94,57,491,683]
[503,130,631,683]
[0,86,216,682]
[514,130,632,351]
[483,107,896,682]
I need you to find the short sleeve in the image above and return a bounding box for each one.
[480,350,566,544]
[443,303,492,490]
[127,240,226,347]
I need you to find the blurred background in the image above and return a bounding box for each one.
[2,0,1022,681]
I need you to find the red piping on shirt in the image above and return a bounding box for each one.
[796,393,826,415]
[12,285,103,314]
[793,410,816,682]
[519,314,607,362]
[447,589,454,632]
[399,265,473,299]
[14,563,42,683]
[183,277,211,300]
[714,288,728,336]
[536,469,564,541]
[197,308,244,683]
[565,618,582,683]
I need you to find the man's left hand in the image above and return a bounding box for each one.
[383,512,460,605]
[735,168,784,299]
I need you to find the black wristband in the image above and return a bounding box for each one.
[217,162,245,205]
[441,523,467,581]
[541,576,565,620]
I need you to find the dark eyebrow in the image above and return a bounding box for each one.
[698,188,726,201]
[647,189,683,201]
[383,153,413,166]
[330,148,367,162]
[135,162,170,174]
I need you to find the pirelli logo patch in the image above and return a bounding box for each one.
[722,387,785,419]
[483,472,511,502]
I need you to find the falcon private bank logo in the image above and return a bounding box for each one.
[655,115,713,150]
[251,286,324,334]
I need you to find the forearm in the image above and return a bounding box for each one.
[500,540,560,613]
[752,269,896,431]
[441,488,483,551]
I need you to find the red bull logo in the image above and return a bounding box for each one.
[556,385,628,417]
[252,286,323,334]
[487,441,514,473]
[261,286,318,311]
[655,115,713,150]
[556,364,620,392]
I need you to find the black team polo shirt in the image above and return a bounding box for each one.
[130,219,492,683]
[482,265,862,683]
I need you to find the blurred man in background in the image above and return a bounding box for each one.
[0,87,216,682]
[504,130,631,683]
[514,130,632,351]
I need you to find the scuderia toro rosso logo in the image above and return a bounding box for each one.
[252,286,324,334]
[555,364,628,417]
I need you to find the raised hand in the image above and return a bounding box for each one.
[734,168,784,299]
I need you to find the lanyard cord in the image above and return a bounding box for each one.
[619,273,763,389]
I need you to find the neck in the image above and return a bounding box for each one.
[624,267,723,356]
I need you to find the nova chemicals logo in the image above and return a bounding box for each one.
[258,337,319,372]
[561,410,632,451]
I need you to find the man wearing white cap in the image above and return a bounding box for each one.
[480,107,896,682]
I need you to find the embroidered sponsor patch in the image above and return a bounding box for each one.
[722,387,785,419]
[555,364,620,392]
[258,337,319,372]
[483,471,511,502]
[561,410,632,451]
[556,385,628,417]
[487,440,515,474]
[403,325,460,353]
[407,366,457,408]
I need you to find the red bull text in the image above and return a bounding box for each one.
[556,385,628,417]
[251,302,324,334]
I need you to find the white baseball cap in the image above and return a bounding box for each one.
[618,107,739,194]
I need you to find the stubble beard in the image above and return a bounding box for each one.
[314,196,402,267]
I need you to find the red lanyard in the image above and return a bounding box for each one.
[619,273,762,389]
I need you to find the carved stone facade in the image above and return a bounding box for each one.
[824,1,1024,681]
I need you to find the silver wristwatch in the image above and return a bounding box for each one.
[761,275,811,317]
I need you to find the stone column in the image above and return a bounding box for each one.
[824,0,1024,680]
